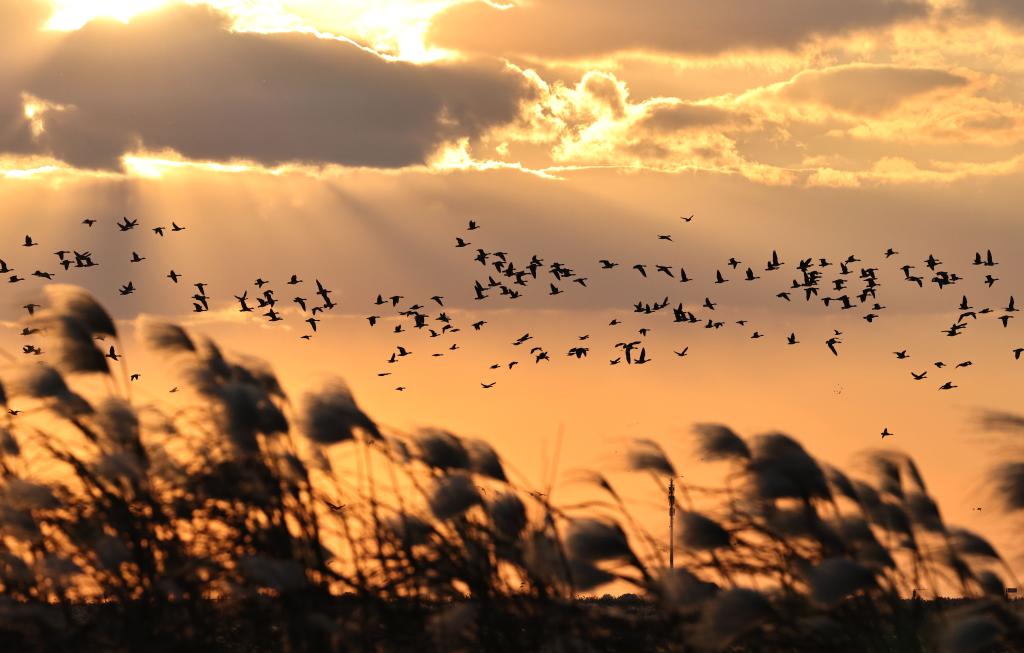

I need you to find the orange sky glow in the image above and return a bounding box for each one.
[2,0,1023,588]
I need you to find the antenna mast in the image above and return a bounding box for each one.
[668,477,676,569]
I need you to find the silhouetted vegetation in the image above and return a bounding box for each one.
[0,287,1021,651]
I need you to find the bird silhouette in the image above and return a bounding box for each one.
[826,337,841,356]
[117,217,138,231]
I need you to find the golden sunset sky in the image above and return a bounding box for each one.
[1,0,1023,570]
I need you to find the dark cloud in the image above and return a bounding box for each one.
[778,65,968,115]
[639,104,736,133]
[0,0,52,156]
[428,0,929,58]
[3,5,533,170]
[966,0,1024,24]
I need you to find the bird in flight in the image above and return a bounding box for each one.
[83,218,96,227]
[881,428,893,438]
[23,235,37,247]
[826,337,842,356]
[117,217,138,231]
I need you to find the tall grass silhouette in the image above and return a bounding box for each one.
[0,286,1020,651]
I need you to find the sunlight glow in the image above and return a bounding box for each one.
[46,0,176,29]
[22,93,70,137]
[122,152,259,178]
[45,0,464,62]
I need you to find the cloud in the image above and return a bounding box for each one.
[428,0,929,58]
[966,0,1024,24]
[776,65,969,115]
[722,64,1023,150]
[3,4,533,170]
[638,104,738,133]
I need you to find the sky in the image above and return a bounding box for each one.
[1,0,1023,575]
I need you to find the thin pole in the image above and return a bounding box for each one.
[668,477,676,569]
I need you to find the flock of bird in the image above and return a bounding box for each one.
[348,216,1022,429]
[3,216,339,395]
[2,214,1021,438]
